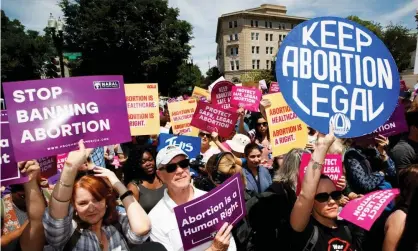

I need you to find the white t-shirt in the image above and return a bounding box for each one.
[149,187,237,251]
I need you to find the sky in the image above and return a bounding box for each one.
[2,0,418,75]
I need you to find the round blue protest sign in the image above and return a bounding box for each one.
[276,16,400,137]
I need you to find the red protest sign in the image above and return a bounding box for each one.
[297,154,343,195]
[230,86,262,112]
[211,81,234,110]
[269,81,280,93]
[339,189,399,230]
[190,101,238,138]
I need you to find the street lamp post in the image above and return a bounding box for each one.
[47,13,65,77]
[186,57,193,94]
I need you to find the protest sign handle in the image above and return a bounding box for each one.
[291,124,336,232]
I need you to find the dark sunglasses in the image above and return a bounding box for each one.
[314,191,342,203]
[199,132,211,138]
[257,122,268,127]
[160,159,190,173]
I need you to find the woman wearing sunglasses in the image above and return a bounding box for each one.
[199,131,220,164]
[149,145,236,251]
[43,140,152,251]
[290,125,362,251]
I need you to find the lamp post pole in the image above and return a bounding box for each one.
[47,13,65,77]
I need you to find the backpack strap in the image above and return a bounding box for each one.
[303,225,318,251]
[63,229,81,251]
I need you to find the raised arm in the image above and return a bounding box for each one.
[290,124,336,232]
[93,167,151,236]
[49,140,92,220]
[19,161,46,251]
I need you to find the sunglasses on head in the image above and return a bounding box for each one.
[257,122,268,127]
[199,132,211,138]
[314,191,342,203]
[160,159,190,173]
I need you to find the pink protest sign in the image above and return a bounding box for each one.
[211,81,234,110]
[190,101,238,138]
[269,82,280,93]
[111,156,121,168]
[174,173,246,250]
[230,86,262,112]
[38,156,58,178]
[297,154,342,195]
[57,153,68,172]
[339,189,399,230]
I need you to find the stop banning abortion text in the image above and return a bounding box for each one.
[13,87,110,143]
[282,20,392,122]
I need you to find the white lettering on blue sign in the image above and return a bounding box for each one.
[276,17,399,137]
[165,136,194,152]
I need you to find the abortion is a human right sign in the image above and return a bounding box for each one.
[276,17,399,137]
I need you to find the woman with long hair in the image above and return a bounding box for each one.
[243,143,272,193]
[383,165,418,251]
[123,145,165,213]
[43,140,155,251]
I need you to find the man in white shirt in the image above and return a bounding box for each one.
[149,145,236,251]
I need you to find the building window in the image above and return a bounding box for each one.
[252,60,256,69]
[278,23,281,30]
[251,32,254,40]
[251,20,254,27]
[234,21,237,27]
[270,34,273,41]
[256,46,259,54]
[229,22,232,28]
[257,60,260,69]
[283,35,286,40]
[269,22,272,28]
[235,47,239,55]
[252,46,255,54]
[266,47,269,54]
[266,60,270,69]
[256,33,259,40]
[236,60,239,70]
[265,21,268,28]
[282,23,286,29]
[235,34,238,40]
[270,47,273,54]
[230,48,234,55]
[291,24,295,29]
[255,21,258,27]
[230,34,233,41]
[265,34,268,41]
[279,35,282,41]
[230,61,234,71]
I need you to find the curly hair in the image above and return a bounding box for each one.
[122,145,157,186]
[72,175,118,229]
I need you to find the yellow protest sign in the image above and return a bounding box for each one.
[263,92,308,156]
[125,84,160,135]
[192,86,209,100]
[168,99,199,136]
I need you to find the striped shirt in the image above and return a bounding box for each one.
[43,206,149,251]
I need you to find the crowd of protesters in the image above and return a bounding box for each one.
[1,84,418,251]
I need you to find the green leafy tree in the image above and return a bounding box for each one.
[59,0,193,95]
[206,66,222,81]
[347,15,384,40]
[382,24,416,72]
[1,10,54,83]
[240,70,274,84]
[173,63,203,96]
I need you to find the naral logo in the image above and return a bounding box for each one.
[93,81,120,90]
[329,113,351,137]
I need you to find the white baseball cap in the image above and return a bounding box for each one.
[156,145,189,168]
[226,134,251,153]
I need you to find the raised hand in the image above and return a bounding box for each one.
[18,160,40,182]
[66,140,93,170]
[210,222,233,251]
[93,166,121,188]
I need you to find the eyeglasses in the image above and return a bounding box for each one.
[160,159,190,173]
[314,191,342,203]
[256,122,268,127]
[199,132,211,138]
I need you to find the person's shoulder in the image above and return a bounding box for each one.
[385,209,406,229]
[391,138,413,152]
